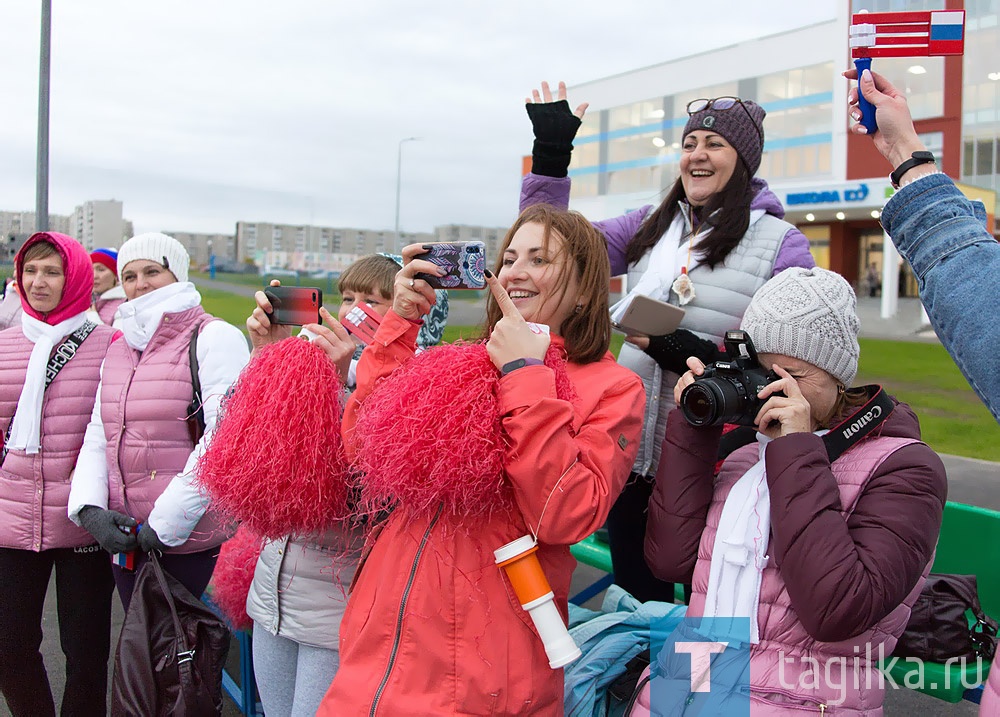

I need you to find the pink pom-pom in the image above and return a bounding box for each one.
[197,337,352,539]
[352,342,575,521]
[209,525,263,631]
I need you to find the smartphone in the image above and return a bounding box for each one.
[414,241,487,290]
[264,286,323,326]
[341,302,383,346]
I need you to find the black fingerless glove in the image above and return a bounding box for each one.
[526,100,582,178]
[643,329,723,375]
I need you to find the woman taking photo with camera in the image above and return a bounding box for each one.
[635,267,947,714]
[521,81,815,603]
[316,204,644,715]
[0,232,119,716]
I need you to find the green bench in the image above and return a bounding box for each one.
[570,501,1000,703]
[880,501,1000,703]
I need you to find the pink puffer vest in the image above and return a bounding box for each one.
[633,436,929,716]
[0,323,118,551]
[100,306,227,553]
[95,296,125,325]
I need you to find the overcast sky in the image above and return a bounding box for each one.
[1,1,834,237]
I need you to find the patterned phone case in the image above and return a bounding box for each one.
[415,242,486,290]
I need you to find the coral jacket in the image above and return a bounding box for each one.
[317,311,644,716]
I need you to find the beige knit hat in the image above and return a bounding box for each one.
[117,232,190,284]
[740,267,860,386]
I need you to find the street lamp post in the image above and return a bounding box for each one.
[36,0,52,233]
[394,137,420,251]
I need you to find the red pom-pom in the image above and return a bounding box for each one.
[352,342,575,521]
[209,525,262,631]
[197,338,352,539]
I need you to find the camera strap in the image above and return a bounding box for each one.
[715,386,895,465]
[822,385,894,463]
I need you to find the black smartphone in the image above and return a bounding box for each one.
[264,286,322,326]
[414,241,487,290]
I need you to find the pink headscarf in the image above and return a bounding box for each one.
[15,232,94,325]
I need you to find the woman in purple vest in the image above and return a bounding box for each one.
[69,233,250,610]
[635,268,947,715]
[0,233,120,717]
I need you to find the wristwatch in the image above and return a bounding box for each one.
[501,358,544,376]
[890,150,935,189]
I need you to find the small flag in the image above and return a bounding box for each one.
[850,10,965,58]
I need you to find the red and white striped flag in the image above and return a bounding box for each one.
[850,10,965,58]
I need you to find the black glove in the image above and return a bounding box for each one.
[78,506,138,554]
[526,101,582,178]
[643,329,724,375]
[137,524,170,553]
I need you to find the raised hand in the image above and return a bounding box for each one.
[844,68,927,167]
[484,270,550,371]
[526,80,589,119]
[391,244,442,321]
[247,279,292,352]
[303,307,358,382]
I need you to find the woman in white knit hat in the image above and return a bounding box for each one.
[69,232,250,612]
[634,267,947,715]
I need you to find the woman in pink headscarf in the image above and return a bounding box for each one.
[0,233,121,717]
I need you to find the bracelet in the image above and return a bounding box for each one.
[500,357,544,376]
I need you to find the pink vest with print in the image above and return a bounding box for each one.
[100,306,227,553]
[0,323,118,551]
[685,436,929,716]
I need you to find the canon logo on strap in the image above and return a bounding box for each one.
[842,404,883,440]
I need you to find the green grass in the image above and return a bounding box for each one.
[856,338,1000,461]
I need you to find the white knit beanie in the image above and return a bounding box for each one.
[740,267,860,386]
[117,232,190,284]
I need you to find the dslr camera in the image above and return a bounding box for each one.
[679,330,781,427]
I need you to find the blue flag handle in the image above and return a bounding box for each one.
[854,57,878,134]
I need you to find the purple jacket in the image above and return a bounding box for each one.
[640,403,947,714]
[0,324,118,550]
[100,306,229,553]
[520,173,813,278]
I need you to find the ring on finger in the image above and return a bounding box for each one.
[408,278,415,289]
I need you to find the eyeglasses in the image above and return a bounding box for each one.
[686,97,762,141]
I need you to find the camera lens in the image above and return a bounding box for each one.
[680,376,749,426]
[681,384,716,425]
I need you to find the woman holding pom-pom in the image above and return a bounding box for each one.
[236,255,409,717]
[317,204,645,715]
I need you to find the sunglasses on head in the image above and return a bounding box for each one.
[686,97,762,141]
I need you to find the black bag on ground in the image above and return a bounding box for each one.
[111,552,231,716]
[892,573,998,663]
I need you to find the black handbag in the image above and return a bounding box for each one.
[111,552,231,716]
[892,573,998,663]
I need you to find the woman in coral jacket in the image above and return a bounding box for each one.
[0,233,120,717]
[635,268,947,715]
[316,204,644,716]
[68,232,249,610]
